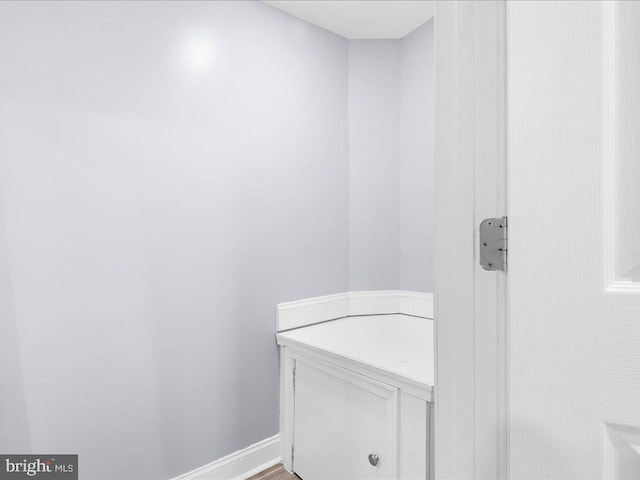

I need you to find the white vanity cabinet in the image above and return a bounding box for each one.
[294,359,399,479]
[277,314,433,480]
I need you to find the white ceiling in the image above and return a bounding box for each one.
[262,1,434,40]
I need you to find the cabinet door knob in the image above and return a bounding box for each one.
[368,454,379,466]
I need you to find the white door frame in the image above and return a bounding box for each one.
[434,1,509,478]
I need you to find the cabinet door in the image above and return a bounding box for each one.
[293,359,398,480]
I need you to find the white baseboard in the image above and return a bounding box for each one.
[277,290,433,331]
[348,290,434,318]
[173,435,281,480]
[397,291,435,318]
[276,292,350,332]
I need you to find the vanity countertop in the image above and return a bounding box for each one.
[277,313,433,388]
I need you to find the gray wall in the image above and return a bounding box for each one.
[348,21,434,292]
[400,20,435,292]
[0,2,349,478]
[348,41,402,290]
[0,3,433,478]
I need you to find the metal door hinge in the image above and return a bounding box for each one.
[479,217,507,271]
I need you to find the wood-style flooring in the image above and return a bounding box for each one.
[246,463,301,480]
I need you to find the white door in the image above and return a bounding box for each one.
[293,360,398,480]
[508,1,640,478]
